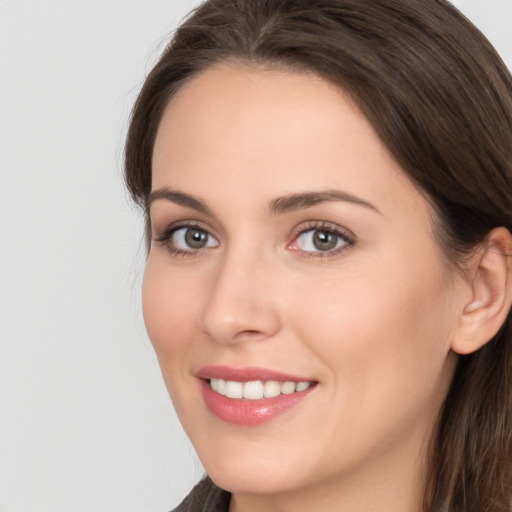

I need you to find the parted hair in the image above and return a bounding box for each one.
[124,1,512,510]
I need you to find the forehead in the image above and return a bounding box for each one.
[151,63,426,221]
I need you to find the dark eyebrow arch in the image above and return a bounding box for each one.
[268,190,380,215]
[146,187,211,215]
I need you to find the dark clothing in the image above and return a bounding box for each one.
[171,477,231,512]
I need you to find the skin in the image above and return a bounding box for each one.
[144,64,474,512]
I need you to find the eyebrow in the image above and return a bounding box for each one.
[147,188,212,215]
[268,190,380,215]
[147,187,380,216]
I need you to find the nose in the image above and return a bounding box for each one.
[200,250,282,345]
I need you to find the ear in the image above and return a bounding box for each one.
[451,227,512,355]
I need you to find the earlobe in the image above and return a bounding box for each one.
[451,227,512,355]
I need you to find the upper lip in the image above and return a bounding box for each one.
[196,365,315,383]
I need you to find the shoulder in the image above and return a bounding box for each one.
[171,477,231,512]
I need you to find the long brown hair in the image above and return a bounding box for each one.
[124,1,512,509]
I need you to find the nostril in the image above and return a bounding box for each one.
[233,329,268,341]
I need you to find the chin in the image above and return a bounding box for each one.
[194,434,309,495]
[206,462,304,495]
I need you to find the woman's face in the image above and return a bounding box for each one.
[145,64,464,501]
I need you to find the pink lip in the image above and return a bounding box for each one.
[196,365,312,382]
[196,366,317,426]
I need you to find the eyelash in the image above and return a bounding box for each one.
[153,220,356,258]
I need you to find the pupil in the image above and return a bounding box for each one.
[185,228,207,249]
[313,230,337,251]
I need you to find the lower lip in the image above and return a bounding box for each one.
[200,380,315,425]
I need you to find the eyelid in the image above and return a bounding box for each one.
[153,220,207,242]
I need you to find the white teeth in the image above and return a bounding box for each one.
[225,381,243,399]
[243,381,264,400]
[296,381,311,392]
[211,378,226,394]
[209,378,313,399]
[281,381,296,394]
[263,380,281,398]
[217,378,226,394]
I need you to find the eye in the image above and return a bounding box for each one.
[172,227,218,250]
[290,224,355,256]
[154,224,219,255]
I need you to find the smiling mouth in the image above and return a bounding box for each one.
[208,378,315,400]
[199,370,318,424]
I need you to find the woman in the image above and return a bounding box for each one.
[124,0,512,510]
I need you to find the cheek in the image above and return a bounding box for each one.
[289,255,455,407]
[142,260,200,368]
[141,259,212,433]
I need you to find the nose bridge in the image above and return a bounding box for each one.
[200,240,281,344]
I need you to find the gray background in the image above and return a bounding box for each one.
[1,1,511,511]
